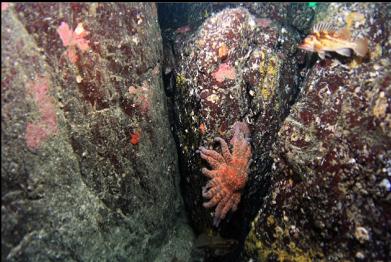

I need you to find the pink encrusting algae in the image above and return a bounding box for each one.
[256,18,272,28]
[175,25,191,34]
[1,2,10,11]
[128,81,152,115]
[212,63,236,83]
[25,76,58,150]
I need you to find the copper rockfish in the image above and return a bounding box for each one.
[298,22,369,59]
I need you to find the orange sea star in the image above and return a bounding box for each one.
[198,121,252,226]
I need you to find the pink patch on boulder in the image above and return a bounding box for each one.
[1,2,10,11]
[128,86,138,95]
[256,18,272,28]
[127,82,152,115]
[138,81,152,114]
[212,63,236,83]
[25,77,58,150]
[175,25,191,34]
[25,123,49,150]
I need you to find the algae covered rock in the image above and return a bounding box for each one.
[172,8,303,258]
[2,3,193,261]
[244,3,391,261]
[173,7,258,234]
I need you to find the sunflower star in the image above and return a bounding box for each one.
[198,121,252,226]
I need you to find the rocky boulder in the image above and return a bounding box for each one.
[1,3,193,261]
[171,7,304,260]
[244,3,390,261]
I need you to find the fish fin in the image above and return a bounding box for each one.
[353,38,369,57]
[312,23,321,32]
[336,48,352,57]
[313,22,336,33]
[318,51,326,59]
[334,27,351,40]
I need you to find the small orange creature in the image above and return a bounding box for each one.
[218,43,229,60]
[298,22,368,59]
[130,131,140,145]
[198,121,252,226]
[199,123,207,135]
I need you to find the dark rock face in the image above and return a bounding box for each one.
[244,3,391,261]
[1,3,193,261]
[172,8,303,258]
[243,2,326,34]
[158,2,320,38]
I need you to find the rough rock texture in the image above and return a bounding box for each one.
[242,2,330,34]
[170,7,304,259]
[244,3,391,261]
[1,3,193,261]
[158,2,321,37]
[158,3,229,35]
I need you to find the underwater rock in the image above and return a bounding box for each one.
[1,3,193,261]
[158,3,232,36]
[159,2,318,44]
[244,2,391,261]
[244,2,322,33]
[172,7,302,257]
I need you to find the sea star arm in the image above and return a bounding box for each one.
[202,179,217,197]
[203,191,224,208]
[201,167,221,178]
[202,180,220,199]
[220,194,238,219]
[213,193,232,226]
[214,137,232,163]
[246,158,253,170]
[232,133,250,160]
[231,193,241,212]
[202,179,229,208]
[212,192,241,227]
[199,146,225,169]
[213,217,221,227]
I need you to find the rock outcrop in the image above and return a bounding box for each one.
[1,3,193,261]
[171,7,304,259]
[244,3,390,261]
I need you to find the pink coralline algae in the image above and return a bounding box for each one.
[25,77,58,150]
[1,2,10,11]
[211,63,236,83]
[198,121,252,226]
[57,22,90,63]
[256,18,272,28]
[128,81,152,115]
